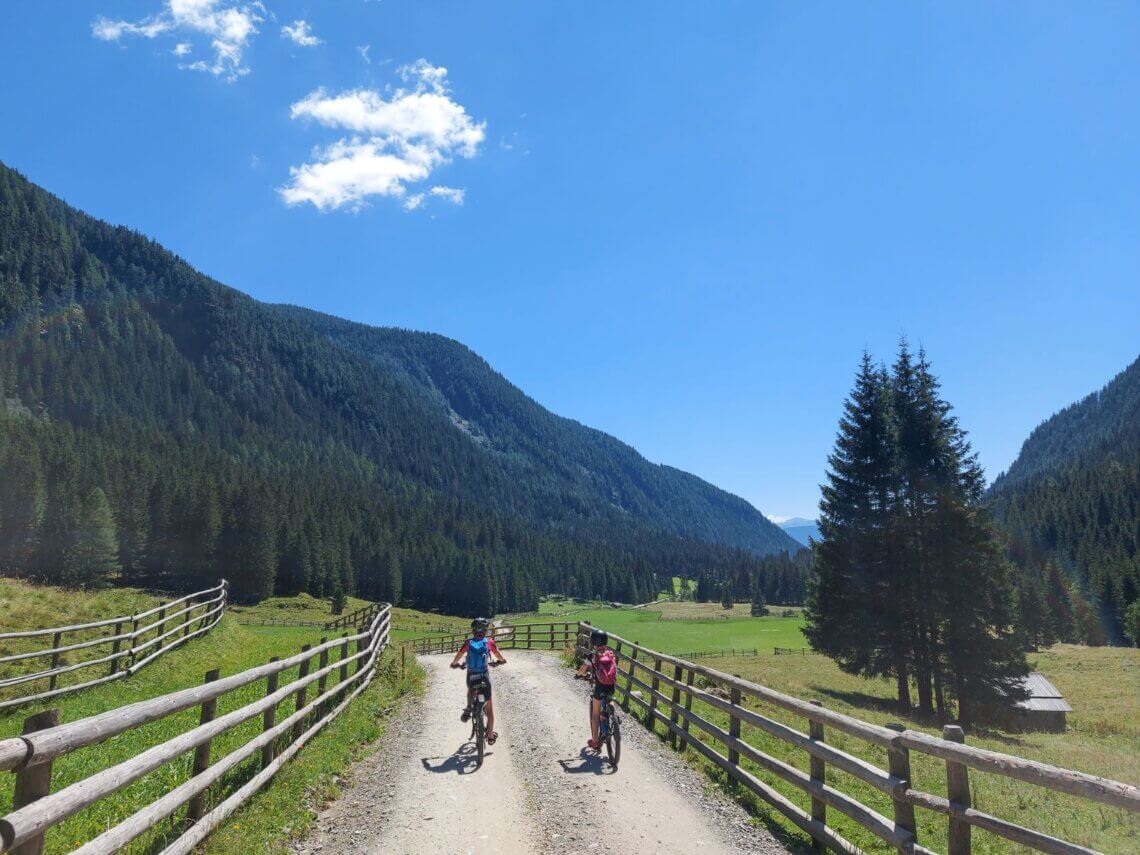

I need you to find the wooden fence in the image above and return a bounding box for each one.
[407,622,577,655]
[673,648,759,661]
[0,604,391,855]
[0,581,228,712]
[576,623,1139,855]
[235,600,383,631]
[774,647,821,656]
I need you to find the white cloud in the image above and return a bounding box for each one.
[357,44,371,64]
[280,61,485,212]
[282,19,321,47]
[91,1,265,82]
[429,185,464,205]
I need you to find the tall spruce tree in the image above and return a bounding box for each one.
[808,347,1028,724]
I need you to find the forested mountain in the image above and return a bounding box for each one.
[275,305,793,554]
[778,517,820,547]
[989,356,1140,645]
[0,161,802,612]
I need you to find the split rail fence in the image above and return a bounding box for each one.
[576,623,1139,855]
[0,604,391,855]
[407,621,577,656]
[235,600,383,631]
[0,581,229,712]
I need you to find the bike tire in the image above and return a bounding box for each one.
[606,713,621,767]
[474,705,486,767]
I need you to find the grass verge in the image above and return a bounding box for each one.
[608,643,1139,854]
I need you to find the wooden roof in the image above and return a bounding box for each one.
[1016,672,1073,712]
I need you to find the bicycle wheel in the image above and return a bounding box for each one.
[606,709,621,767]
[474,704,486,766]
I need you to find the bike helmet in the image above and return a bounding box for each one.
[590,628,608,647]
[471,617,489,635]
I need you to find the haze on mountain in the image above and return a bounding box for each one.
[778,518,820,547]
[0,161,804,613]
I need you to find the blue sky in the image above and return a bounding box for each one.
[2,2,1139,520]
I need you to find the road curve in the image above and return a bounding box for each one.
[292,651,787,855]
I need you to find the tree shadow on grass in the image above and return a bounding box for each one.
[812,686,901,717]
[421,741,484,775]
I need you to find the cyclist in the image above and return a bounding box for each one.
[575,628,618,750]
[449,617,507,745]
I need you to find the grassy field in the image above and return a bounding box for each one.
[510,598,810,654]
[616,642,1139,854]
[0,585,424,855]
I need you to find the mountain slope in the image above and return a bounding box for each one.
[275,306,795,555]
[989,355,1140,643]
[0,161,801,610]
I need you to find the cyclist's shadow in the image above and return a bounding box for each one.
[421,741,485,775]
[557,748,613,776]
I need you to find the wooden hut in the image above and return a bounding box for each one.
[1014,672,1071,732]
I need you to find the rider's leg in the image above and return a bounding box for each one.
[590,697,601,743]
[485,697,495,736]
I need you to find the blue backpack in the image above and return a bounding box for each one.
[466,637,491,673]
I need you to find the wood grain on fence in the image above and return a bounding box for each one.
[0,605,391,855]
[0,581,229,712]
[576,623,1139,855]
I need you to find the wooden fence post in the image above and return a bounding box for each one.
[944,724,971,855]
[261,657,281,769]
[524,623,532,649]
[622,643,639,711]
[186,668,220,823]
[339,633,350,684]
[647,655,663,731]
[293,645,312,743]
[680,668,694,753]
[885,723,918,843]
[10,708,60,855]
[401,644,406,679]
[355,634,366,674]
[668,664,683,748]
[47,632,63,691]
[156,604,168,643]
[110,621,125,676]
[316,638,329,716]
[809,700,826,852]
[128,616,140,669]
[728,680,742,766]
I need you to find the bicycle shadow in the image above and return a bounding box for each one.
[421,741,486,776]
[557,748,614,776]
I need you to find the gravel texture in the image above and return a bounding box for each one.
[291,651,787,855]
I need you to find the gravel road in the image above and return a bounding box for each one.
[291,651,787,855]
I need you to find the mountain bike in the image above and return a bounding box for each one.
[455,660,502,767]
[576,673,621,768]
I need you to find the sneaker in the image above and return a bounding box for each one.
[460,708,471,723]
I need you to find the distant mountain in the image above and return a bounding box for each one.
[0,161,802,612]
[778,518,820,547]
[989,354,1139,644]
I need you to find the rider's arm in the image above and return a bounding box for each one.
[450,639,470,667]
[488,638,506,664]
[575,652,593,676]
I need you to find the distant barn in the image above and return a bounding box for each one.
[1014,672,1072,732]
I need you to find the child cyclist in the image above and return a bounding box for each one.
[449,617,507,745]
[575,628,618,750]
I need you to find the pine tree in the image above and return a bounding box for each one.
[750,578,768,617]
[721,583,733,610]
[66,487,120,588]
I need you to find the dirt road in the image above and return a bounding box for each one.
[292,652,787,855]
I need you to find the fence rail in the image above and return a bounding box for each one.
[407,622,577,656]
[0,581,229,712]
[235,600,383,631]
[576,623,1139,855]
[673,648,759,660]
[0,604,392,854]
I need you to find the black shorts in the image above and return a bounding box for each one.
[467,670,492,700]
[592,682,616,701]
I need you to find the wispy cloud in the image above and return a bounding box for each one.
[282,19,321,47]
[92,1,266,82]
[357,44,371,65]
[429,185,464,205]
[279,60,486,212]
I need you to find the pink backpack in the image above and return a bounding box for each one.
[594,647,617,686]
